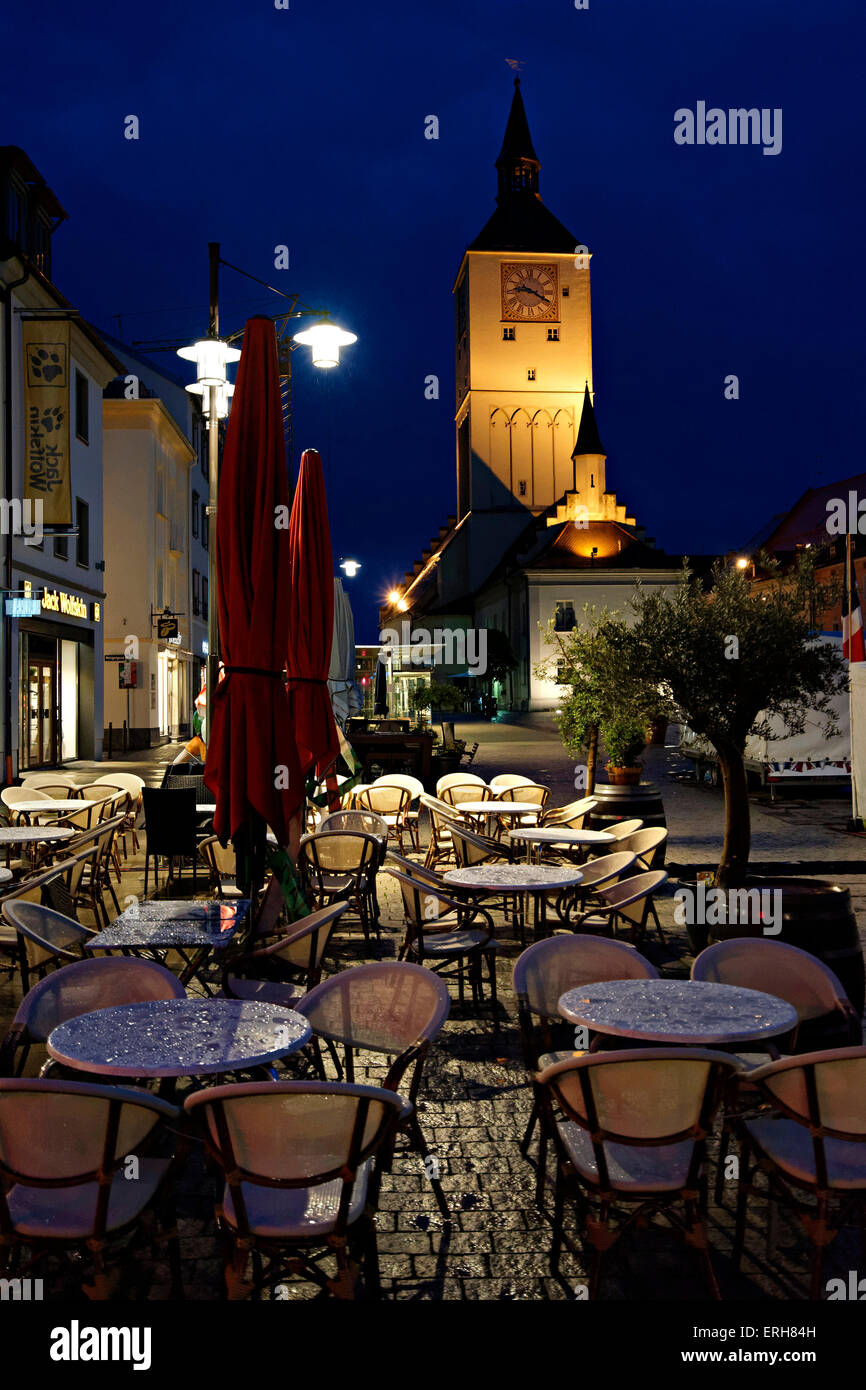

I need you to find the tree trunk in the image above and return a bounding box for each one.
[715,743,751,889]
[586,724,599,795]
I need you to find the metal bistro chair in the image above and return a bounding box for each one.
[540,796,598,829]
[418,794,463,872]
[356,784,411,854]
[1,901,96,994]
[0,956,186,1077]
[571,870,669,947]
[222,902,349,1009]
[297,831,382,955]
[435,771,485,799]
[0,1078,183,1298]
[141,787,199,895]
[297,962,452,1217]
[488,774,534,793]
[199,835,243,899]
[385,865,497,1014]
[538,1048,739,1298]
[184,1080,403,1300]
[513,934,658,1204]
[0,787,52,826]
[371,775,424,851]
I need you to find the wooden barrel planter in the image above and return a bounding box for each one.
[588,782,667,862]
[709,877,864,1014]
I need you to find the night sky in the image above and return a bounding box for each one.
[2,0,863,639]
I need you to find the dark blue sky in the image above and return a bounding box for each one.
[3,0,863,639]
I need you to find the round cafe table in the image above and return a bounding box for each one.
[0,867,12,885]
[11,799,97,818]
[508,826,615,864]
[0,824,75,868]
[557,978,798,1048]
[47,997,312,1080]
[444,862,583,942]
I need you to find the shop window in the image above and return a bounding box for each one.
[74,371,89,444]
[202,577,208,619]
[76,499,89,567]
[192,569,200,616]
[554,600,576,632]
[192,490,199,538]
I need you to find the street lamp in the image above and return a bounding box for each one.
[292,320,357,368]
[186,379,235,423]
[340,558,361,578]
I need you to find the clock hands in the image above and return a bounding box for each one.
[514,282,549,303]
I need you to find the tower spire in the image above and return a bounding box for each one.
[572,383,605,458]
[495,77,540,201]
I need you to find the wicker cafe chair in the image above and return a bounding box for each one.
[18,780,80,800]
[356,784,411,854]
[296,962,452,1217]
[418,794,463,871]
[732,1047,866,1300]
[513,935,658,1204]
[488,774,534,792]
[570,869,669,947]
[384,852,471,933]
[440,781,491,809]
[319,810,389,860]
[558,851,638,921]
[537,1048,740,1298]
[0,956,185,1078]
[0,1078,183,1298]
[436,771,486,798]
[297,831,381,954]
[57,816,124,927]
[88,773,144,857]
[199,835,243,899]
[222,902,349,1009]
[0,901,95,993]
[385,866,497,1014]
[372,774,425,850]
[540,796,598,829]
[184,1080,403,1300]
[0,787,52,826]
[604,818,644,841]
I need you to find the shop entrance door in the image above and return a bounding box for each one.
[27,660,57,766]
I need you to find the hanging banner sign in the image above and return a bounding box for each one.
[22,319,72,525]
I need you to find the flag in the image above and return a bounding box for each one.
[843,539,865,662]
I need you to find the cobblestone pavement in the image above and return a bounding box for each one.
[2,717,864,1301]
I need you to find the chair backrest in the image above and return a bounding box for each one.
[748,1047,866,1140]
[1,787,51,808]
[296,961,450,1056]
[357,785,410,820]
[20,773,78,793]
[576,851,638,890]
[543,796,598,826]
[605,818,645,840]
[436,771,485,796]
[199,835,237,878]
[298,830,379,877]
[692,938,853,1025]
[384,865,468,932]
[598,869,668,926]
[184,1080,403,1228]
[90,771,144,798]
[616,826,668,867]
[537,1049,738,1156]
[373,774,424,803]
[142,787,198,855]
[513,934,658,1021]
[246,902,348,975]
[24,782,78,801]
[0,1079,177,1218]
[8,956,185,1045]
[440,782,490,807]
[449,821,501,868]
[1,900,91,959]
[96,790,130,822]
[319,810,388,840]
[497,783,549,807]
[488,774,534,791]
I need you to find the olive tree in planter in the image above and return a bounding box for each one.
[619,558,844,889]
[600,713,646,785]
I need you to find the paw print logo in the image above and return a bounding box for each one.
[29,347,63,383]
[38,406,64,434]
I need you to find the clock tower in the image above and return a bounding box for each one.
[454,79,593,521]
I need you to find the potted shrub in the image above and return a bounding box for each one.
[601,713,646,785]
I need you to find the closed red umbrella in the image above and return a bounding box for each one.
[204,317,302,856]
[286,448,340,808]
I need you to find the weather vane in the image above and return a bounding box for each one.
[505,58,525,72]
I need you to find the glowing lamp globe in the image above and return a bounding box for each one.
[177,338,241,386]
[292,322,357,368]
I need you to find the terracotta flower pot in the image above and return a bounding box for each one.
[606,764,643,786]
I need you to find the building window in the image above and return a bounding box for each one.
[192,569,200,616]
[554,600,576,632]
[202,505,208,550]
[74,371,89,444]
[527,369,536,381]
[547,328,559,341]
[556,659,568,684]
[192,490,199,539]
[75,499,89,567]
[502,327,516,341]
[562,286,570,297]
[518,480,527,497]
[54,530,68,560]
[202,577,208,619]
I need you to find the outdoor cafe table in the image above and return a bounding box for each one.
[46,998,311,1082]
[444,863,583,940]
[0,867,11,885]
[508,825,615,864]
[557,978,798,1049]
[0,824,75,868]
[11,799,98,818]
[85,899,251,993]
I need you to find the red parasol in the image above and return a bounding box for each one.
[286,448,340,794]
[204,317,302,849]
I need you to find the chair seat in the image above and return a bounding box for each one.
[6,1158,169,1238]
[318,874,355,895]
[221,1159,372,1238]
[557,1120,695,1193]
[223,976,305,1008]
[744,1115,866,1190]
[409,928,491,957]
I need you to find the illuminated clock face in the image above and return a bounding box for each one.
[501,262,559,322]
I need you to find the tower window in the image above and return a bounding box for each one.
[562,286,570,297]
[502,327,515,341]
[518,481,527,497]
[590,473,595,487]
[547,328,559,341]
[527,369,536,381]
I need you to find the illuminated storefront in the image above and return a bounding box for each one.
[14,575,103,769]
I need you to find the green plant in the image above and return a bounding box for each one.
[601,713,645,768]
[409,681,464,712]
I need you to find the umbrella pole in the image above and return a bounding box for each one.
[235,812,267,900]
